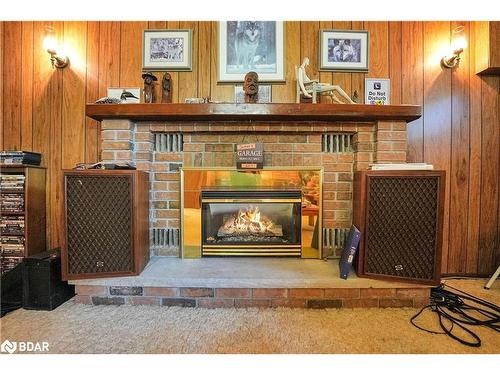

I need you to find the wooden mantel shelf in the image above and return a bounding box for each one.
[85,103,421,123]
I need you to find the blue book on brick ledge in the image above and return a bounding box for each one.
[339,225,361,280]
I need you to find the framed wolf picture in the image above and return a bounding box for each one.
[142,29,193,71]
[319,30,369,72]
[218,21,285,82]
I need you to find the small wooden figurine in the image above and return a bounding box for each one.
[352,90,359,103]
[142,72,157,103]
[243,71,259,103]
[161,72,172,103]
[296,57,354,104]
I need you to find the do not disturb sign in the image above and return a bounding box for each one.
[365,78,390,105]
[236,143,264,169]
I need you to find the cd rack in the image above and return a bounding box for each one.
[0,165,46,275]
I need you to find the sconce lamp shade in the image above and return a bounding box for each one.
[43,26,57,51]
[43,26,68,69]
[43,35,57,53]
[451,26,467,51]
[442,26,467,69]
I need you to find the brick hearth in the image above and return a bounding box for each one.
[70,257,430,308]
[75,285,429,309]
[99,119,407,257]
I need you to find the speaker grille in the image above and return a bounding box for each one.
[365,176,439,280]
[66,175,133,275]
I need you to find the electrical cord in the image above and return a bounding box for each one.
[410,283,500,347]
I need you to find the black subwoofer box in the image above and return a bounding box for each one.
[22,249,75,310]
[1,262,23,317]
[353,170,445,285]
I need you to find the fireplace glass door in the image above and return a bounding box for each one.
[201,190,302,256]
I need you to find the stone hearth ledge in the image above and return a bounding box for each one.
[69,257,430,289]
[70,258,431,308]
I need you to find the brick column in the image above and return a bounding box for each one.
[373,121,407,163]
[100,119,134,164]
[134,123,154,172]
[353,123,376,171]
[148,123,182,256]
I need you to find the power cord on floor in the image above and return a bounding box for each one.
[410,283,500,347]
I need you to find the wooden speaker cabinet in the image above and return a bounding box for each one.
[353,170,445,285]
[62,170,149,280]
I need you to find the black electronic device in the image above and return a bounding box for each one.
[74,162,136,170]
[1,262,23,317]
[0,150,42,166]
[22,249,75,310]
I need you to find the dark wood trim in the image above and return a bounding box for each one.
[442,272,493,278]
[0,164,46,170]
[135,170,150,273]
[85,103,422,123]
[61,173,69,280]
[353,171,368,276]
[24,166,47,256]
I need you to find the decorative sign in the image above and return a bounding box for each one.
[365,78,390,105]
[236,143,264,169]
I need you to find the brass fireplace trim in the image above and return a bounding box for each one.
[180,167,323,259]
[203,244,302,249]
[201,198,302,203]
[202,252,302,256]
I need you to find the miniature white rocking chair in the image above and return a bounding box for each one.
[296,57,354,104]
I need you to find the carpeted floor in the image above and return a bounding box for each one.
[1,279,499,354]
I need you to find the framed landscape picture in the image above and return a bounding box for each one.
[218,21,284,83]
[142,29,193,71]
[319,30,369,72]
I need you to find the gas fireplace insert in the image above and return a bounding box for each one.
[201,190,302,256]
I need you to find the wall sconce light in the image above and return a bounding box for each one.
[43,26,68,69]
[441,26,467,69]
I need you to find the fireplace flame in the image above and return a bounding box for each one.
[219,205,279,236]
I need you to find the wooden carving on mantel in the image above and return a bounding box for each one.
[296,57,354,104]
[243,71,259,103]
[142,72,157,103]
[161,73,172,103]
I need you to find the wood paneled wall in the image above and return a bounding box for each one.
[1,21,498,276]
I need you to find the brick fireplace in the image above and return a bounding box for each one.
[93,103,413,259]
[69,103,431,309]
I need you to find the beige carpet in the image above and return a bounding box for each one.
[1,279,499,354]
